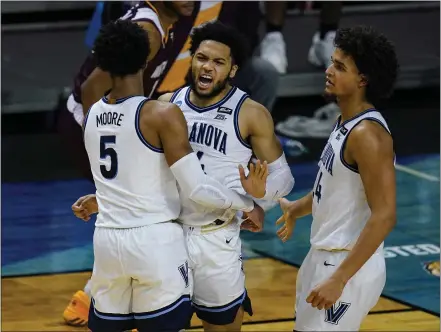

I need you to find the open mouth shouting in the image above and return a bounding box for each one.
[198,74,213,90]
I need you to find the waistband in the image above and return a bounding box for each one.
[182,217,236,235]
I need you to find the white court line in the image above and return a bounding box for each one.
[395,163,440,182]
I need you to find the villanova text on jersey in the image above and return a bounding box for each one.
[188,122,227,155]
[319,142,335,175]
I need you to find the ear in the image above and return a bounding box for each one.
[359,74,368,88]
[229,64,238,79]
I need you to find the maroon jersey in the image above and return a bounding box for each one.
[70,1,198,105]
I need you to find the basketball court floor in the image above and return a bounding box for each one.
[2,154,439,331]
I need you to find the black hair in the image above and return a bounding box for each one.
[334,25,399,104]
[189,21,250,68]
[93,20,150,77]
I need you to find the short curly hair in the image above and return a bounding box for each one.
[189,21,249,68]
[93,20,150,77]
[334,25,399,104]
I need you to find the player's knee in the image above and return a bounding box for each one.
[195,291,253,326]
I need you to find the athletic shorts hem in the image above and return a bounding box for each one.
[193,290,253,325]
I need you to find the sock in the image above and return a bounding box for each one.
[319,23,338,39]
[266,22,282,33]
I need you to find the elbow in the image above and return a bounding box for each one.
[285,175,295,196]
[387,213,397,231]
[275,172,295,199]
[374,210,396,233]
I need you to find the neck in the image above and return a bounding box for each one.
[152,2,179,30]
[190,85,233,108]
[338,94,374,122]
[107,74,144,100]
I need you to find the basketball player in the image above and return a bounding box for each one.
[276,25,398,331]
[82,20,267,332]
[60,2,197,325]
[60,2,279,326]
[158,21,295,331]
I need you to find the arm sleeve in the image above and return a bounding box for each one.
[170,152,254,212]
[261,152,295,201]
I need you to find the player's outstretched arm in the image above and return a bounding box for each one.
[81,21,162,116]
[242,99,295,202]
[275,191,313,241]
[331,121,396,284]
[142,101,262,213]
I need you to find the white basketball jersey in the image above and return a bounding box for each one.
[83,96,181,228]
[170,86,253,226]
[310,109,393,250]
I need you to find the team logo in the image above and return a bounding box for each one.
[174,100,182,107]
[340,126,348,135]
[423,260,440,277]
[217,107,233,115]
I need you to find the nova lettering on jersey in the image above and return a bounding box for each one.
[96,112,124,127]
[319,142,335,175]
[188,122,227,155]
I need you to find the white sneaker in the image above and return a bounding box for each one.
[275,102,341,138]
[259,31,288,74]
[307,31,336,69]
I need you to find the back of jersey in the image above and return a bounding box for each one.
[83,96,181,228]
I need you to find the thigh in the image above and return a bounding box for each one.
[128,223,192,331]
[89,228,134,331]
[296,251,386,331]
[189,223,252,325]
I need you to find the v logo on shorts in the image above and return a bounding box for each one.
[325,301,351,325]
[178,261,189,288]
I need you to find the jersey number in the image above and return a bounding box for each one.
[100,135,118,179]
[313,171,323,203]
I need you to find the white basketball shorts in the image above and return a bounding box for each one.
[183,218,252,325]
[88,222,192,332]
[295,248,386,331]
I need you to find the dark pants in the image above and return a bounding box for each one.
[233,56,280,113]
[56,101,94,182]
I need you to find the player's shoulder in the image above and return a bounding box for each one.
[240,97,273,128]
[349,117,393,152]
[352,117,392,141]
[140,99,183,128]
[241,97,271,118]
[136,20,161,38]
[157,92,174,103]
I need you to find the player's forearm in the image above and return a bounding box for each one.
[170,152,254,212]
[289,191,313,218]
[332,213,396,284]
[261,153,295,201]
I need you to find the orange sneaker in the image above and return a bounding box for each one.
[63,290,90,326]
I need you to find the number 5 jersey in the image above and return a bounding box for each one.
[83,96,181,228]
